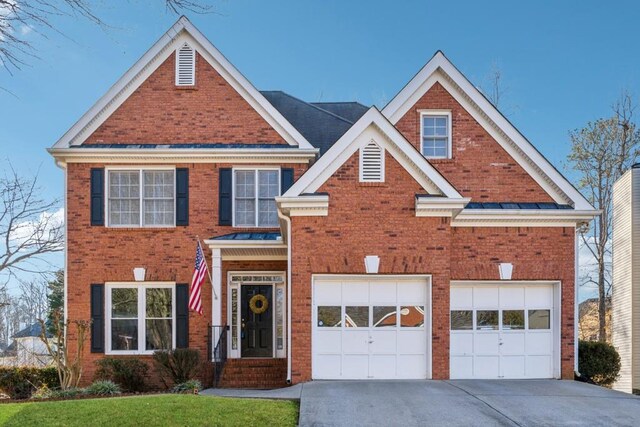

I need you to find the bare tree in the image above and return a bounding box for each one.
[18,277,48,325]
[0,0,214,75]
[480,61,518,117]
[0,163,64,281]
[568,90,640,342]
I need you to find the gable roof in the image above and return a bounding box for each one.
[283,106,465,199]
[261,91,367,155]
[382,51,595,211]
[12,322,52,339]
[52,17,314,150]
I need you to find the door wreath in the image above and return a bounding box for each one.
[249,294,269,315]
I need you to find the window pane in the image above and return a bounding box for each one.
[258,170,279,197]
[111,319,138,351]
[276,287,284,350]
[231,288,238,350]
[235,199,256,227]
[146,288,172,318]
[476,310,498,330]
[142,171,174,226]
[345,306,369,327]
[112,288,138,318]
[235,170,255,197]
[145,319,172,351]
[373,306,396,327]
[109,171,140,226]
[400,306,425,327]
[258,199,278,227]
[528,309,551,330]
[451,310,473,330]
[502,310,525,330]
[317,306,341,327]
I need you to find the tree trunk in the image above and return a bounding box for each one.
[598,257,607,342]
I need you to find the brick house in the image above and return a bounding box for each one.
[49,17,598,388]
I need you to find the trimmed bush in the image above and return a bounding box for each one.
[31,384,53,400]
[154,348,200,387]
[0,367,60,400]
[86,380,121,396]
[48,387,86,399]
[172,379,202,394]
[579,340,621,386]
[95,358,148,392]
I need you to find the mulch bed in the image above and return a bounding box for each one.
[0,390,201,404]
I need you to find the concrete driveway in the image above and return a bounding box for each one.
[298,380,640,426]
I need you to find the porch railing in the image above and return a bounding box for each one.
[208,324,228,388]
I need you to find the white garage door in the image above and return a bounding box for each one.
[312,276,430,380]
[450,283,558,379]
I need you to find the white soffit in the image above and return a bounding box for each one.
[382,51,596,211]
[52,16,313,150]
[283,107,463,199]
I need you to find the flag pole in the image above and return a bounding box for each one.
[196,235,218,300]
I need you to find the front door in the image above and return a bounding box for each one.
[241,285,273,357]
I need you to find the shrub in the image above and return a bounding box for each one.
[95,358,148,392]
[0,367,60,400]
[172,379,202,394]
[579,340,621,386]
[86,380,121,396]
[48,388,85,399]
[153,348,200,387]
[31,384,53,400]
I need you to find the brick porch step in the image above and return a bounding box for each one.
[217,358,288,389]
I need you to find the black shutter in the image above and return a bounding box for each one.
[281,168,294,194]
[176,168,189,226]
[90,284,105,353]
[176,284,189,348]
[90,168,104,226]
[219,168,232,226]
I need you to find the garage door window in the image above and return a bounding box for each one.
[345,306,369,327]
[528,309,551,329]
[451,310,473,330]
[317,306,341,327]
[476,310,498,330]
[400,306,425,327]
[502,310,525,330]
[373,306,396,327]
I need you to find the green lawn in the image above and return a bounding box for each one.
[0,394,299,427]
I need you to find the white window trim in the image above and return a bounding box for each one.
[227,272,287,359]
[175,42,196,86]
[105,282,176,356]
[359,141,385,183]
[419,110,452,159]
[231,167,281,228]
[105,166,176,228]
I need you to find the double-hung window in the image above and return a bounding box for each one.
[421,111,451,159]
[107,283,175,354]
[233,169,280,227]
[108,169,175,227]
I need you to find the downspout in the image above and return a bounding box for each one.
[575,225,581,374]
[277,209,293,385]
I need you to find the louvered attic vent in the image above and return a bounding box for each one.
[176,43,195,86]
[359,141,385,182]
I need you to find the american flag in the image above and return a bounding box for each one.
[189,241,208,315]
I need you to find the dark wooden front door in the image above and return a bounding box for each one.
[241,285,273,357]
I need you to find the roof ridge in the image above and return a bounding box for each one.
[261,90,356,125]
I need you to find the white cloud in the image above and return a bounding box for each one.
[10,208,64,250]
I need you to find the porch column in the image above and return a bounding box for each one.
[212,248,222,326]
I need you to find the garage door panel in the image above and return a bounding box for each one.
[343,331,369,354]
[315,282,342,305]
[451,287,473,309]
[474,333,500,355]
[451,356,473,379]
[398,330,426,354]
[501,333,525,355]
[499,287,525,308]
[343,355,369,379]
[474,287,499,307]
[451,333,473,355]
[525,286,553,307]
[370,355,397,378]
[315,330,341,354]
[474,356,500,378]
[370,283,396,304]
[342,282,369,304]
[370,330,396,353]
[314,355,341,378]
[397,355,427,378]
[501,355,525,378]
[526,355,553,378]
[526,332,553,354]
[398,281,426,304]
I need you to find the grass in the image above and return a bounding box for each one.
[0,394,299,427]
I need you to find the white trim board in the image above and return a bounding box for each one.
[51,17,314,150]
[382,51,595,211]
[283,107,464,200]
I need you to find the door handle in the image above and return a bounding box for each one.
[368,339,374,344]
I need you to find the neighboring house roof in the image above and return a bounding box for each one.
[51,16,315,150]
[261,91,368,156]
[210,232,281,241]
[382,51,596,211]
[283,106,466,200]
[12,322,52,339]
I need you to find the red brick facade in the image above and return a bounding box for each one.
[59,30,580,389]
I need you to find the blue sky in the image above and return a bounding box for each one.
[1,1,638,297]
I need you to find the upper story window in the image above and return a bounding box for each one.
[421,111,452,159]
[233,168,280,227]
[175,42,195,86]
[106,283,175,355]
[359,141,385,182]
[107,168,175,227]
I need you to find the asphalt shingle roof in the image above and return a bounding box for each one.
[12,322,52,339]
[465,202,573,210]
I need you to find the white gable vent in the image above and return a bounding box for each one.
[359,141,385,182]
[175,43,195,86]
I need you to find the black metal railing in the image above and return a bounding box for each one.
[208,324,228,388]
